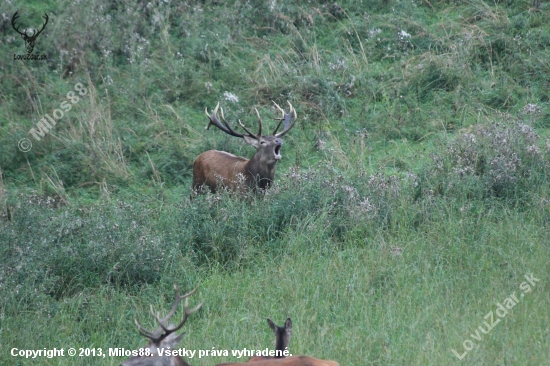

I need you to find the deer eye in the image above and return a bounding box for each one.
[260,141,267,145]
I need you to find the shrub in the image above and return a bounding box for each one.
[418,114,549,202]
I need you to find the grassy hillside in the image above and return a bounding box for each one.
[1,0,549,365]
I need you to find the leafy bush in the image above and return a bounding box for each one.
[418,114,549,202]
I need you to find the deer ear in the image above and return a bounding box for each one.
[285,318,292,332]
[267,318,277,333]
[163,331,186,348]
[243,135,259,149]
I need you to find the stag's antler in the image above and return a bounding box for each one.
[272,101,297,137]
[205,103,261,140]
[134,285,203,344]
[237,108,262,139]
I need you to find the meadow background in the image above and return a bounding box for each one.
[1,0,549,364]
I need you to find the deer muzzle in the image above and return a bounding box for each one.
[274,139,283,160]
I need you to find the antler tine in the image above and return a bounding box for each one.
[289,101,297,120]
[158,285,196,325]
[134,317,160,341]
[255,108,263,137]
[205,103,245,138]
[220,107,236,133]
[132,304,171,344]
[135,285,202,344]
[273,101,297,138]
[149,304,171,335]
[238,119,259,139]
[204,102,219,130]
[167,296,205,334]
[272,101,285,135]
[148,287,203,338]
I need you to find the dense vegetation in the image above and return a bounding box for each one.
[1,0,549,365]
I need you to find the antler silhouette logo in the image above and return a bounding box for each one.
[11,10,49,55]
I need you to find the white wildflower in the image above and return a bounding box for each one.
[223,91,239,103]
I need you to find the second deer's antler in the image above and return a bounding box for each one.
[134,285,203,344]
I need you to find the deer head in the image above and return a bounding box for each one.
[121,285,203,366]
[268,318,292,357]
[192,101,297,194]
[11,11,49,55]
[247,318,292,362]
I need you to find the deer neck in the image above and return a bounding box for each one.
[275,336,285,355]
[245,153,278,189]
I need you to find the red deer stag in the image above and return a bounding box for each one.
[192,102,297,195]
[121,285,203,366]
[247,318,292,362]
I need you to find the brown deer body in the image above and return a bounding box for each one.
[247,318,292,362]
[121,286,203,366]
[192,102,297,194]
